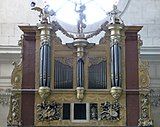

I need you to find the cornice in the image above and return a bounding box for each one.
[0,45,21,54]
[141,46,160,55]
[0,45,159,61]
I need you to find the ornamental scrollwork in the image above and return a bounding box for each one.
[138,93,153,127]
[138,34,143,55]
[139,60,150,89]
[88,57,106,66]
[36,101,62,121]
[99,101,121,121]
[11,61,22,89]
[7,93,21,126]
[90,103,98,120]
[55,57,73,67]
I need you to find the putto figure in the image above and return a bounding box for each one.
[75,3,87,35]
[31,2,56,24]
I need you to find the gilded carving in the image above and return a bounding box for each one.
[7,34,23,126]
[76,87,85,101]
[7,93,21,126]
[138,93,153,127]
[35,91,126,126]
[139,60,150,89]
[36,101,62,121]
[100,100,121,121]
[11,62,22,90]
[55,57,73,67]
[33,5,128,126]
[90,104,98,120]
[110,87,122,100]
[138,33,153,126]
[11,34,23,89]
[88,57,106,66]
[38,87,51,101]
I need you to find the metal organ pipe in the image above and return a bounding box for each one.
[110,42,122,87]
[77,58,84,87]
[40,42,51,87]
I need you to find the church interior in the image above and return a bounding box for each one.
[0,0,160,126]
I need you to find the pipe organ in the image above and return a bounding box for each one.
[7,5,153,127]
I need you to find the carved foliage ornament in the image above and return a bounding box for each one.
[55,57,73,67]
[37,101,62,121]
[11,34,23,89]
[88,57,106,66]
[138,93,153,127]
[11,62,22,89]
[139,60,150,89]
[100,101,121,121]
[7,93,21,126]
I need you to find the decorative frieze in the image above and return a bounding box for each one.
[100,101,121,121]
[138,93,153,127]
[7,93,21,126]
[36,101,62,121]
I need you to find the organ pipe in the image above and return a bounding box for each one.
[110,42,122,87]
[38,21,52,88]
[77,58,84,87]
[40,42,51,87]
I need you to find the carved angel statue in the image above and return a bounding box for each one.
[108,5,123,24]
[75,3,87,34]
[31,3,56,23]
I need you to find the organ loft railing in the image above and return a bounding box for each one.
[6,2,153,127]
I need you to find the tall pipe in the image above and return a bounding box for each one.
[40,43,51,87]
[38,23,52,88]
[110,42,122,87]
[77,58,84,87]
[108,5,124,100]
